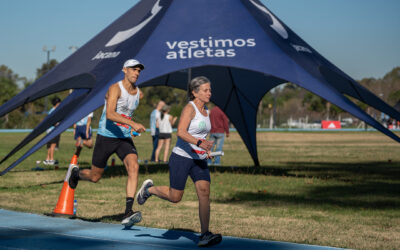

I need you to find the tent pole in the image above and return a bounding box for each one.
[188,68,192,84]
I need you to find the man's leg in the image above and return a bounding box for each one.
[151,129,159,161]
[214,134,225,165]
[83,138,93,148]
[68,164,103,189]
[121,153,142,226]
[74,138,83,157]
[208,134,217,165]
[79,165,104,183]
[123,153,140,198]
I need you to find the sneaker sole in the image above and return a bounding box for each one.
[121,212,142,227]
[68,165,79,189]
[136,179,153,205]
[198,235,222,247]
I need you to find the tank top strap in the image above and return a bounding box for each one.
[189,101,199,116]
[190,101,208,117]
[118,80,140,99]
[118,81,126,95]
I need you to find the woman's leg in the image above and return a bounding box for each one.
[163,138,171,162]
[49,143,56,161]
[155,139,164,162]
[148,186,184,203]
[194,180,210,234]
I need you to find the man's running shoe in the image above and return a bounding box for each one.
[198,231,222,247]
[121,210,142,227]
[68,165,79,189]
[136,179,154,205]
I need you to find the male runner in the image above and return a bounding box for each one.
[69,59,146,226]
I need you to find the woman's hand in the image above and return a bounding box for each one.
[199,139,213,151]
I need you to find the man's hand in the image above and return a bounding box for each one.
[131,122,146,133]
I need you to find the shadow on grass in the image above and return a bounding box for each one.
[99,161,400,210]
[215,182,400,209]
[101,161,400,181]
[0,180,63,190]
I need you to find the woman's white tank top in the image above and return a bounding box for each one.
[172,101,211,160]
[159,113,173,134]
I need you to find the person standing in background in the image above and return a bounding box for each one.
[73,112,94,157]
[208,106,229,165]
[150,100,165,162]
[155,105,177,163]
[43,96,61,166]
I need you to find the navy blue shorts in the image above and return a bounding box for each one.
[168,153,210,190]
[92,134,137,168]
[74,125,92,140]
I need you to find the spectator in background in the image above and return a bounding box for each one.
[150,100,165,162]
[208,106,229,165]
[155,105,177,163]
[43,96,61,166]
[73,112,94,157]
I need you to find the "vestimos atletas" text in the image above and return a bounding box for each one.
[165,37,256,59]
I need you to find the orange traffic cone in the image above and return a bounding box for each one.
[53,155,78,217]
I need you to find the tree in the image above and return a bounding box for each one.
[302,92,343,120]
[0,65,22,127]
[36,59,59,80]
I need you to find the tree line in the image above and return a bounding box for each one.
[0,62,399,129]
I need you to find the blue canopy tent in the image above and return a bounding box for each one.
[1,0,400,175]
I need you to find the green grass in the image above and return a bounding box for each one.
[0,131,400,249]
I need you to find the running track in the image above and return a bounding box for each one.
[0,209,344,249]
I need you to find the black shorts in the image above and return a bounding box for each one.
[92,134,137,168]
[47,134,60,148]
[159,133,172,139]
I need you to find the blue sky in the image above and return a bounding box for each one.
[1,0,399,82]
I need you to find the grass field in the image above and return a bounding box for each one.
[0,131,399,249]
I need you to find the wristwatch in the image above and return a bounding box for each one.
[196,140,202,147]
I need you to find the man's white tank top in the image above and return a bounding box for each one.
[159,114,173,134]
[172,101,211,160]
[98,81,140,138]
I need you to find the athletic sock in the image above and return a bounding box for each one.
[125,197,134,214]
[74,146,82,157]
